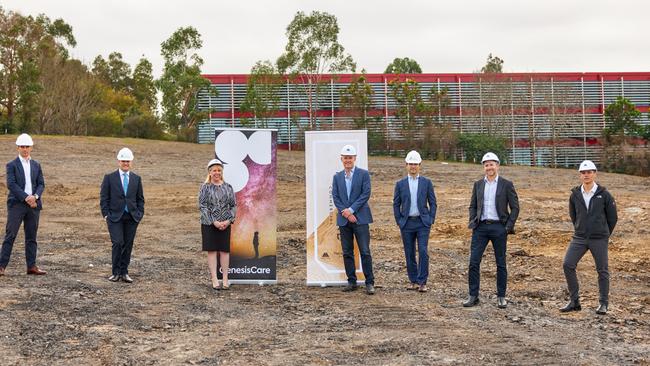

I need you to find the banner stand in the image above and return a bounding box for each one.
[305,130,368,286]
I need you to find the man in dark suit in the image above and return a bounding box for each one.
[393,151,437,292]
[100,147,145,283]
[331,144,375,295]
[0,134,46,276]
[463,152,519,308]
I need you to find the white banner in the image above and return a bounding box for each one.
[305,130,368,286]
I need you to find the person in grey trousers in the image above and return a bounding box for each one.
[560,160,617,315]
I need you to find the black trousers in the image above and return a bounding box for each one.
[468,221,508,297]
[0,204,40,268]
[107,212,139,276]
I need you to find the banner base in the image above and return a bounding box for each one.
[306,281,367,287]
[225,280,277,285]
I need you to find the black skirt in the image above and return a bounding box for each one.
[201,224,231,252]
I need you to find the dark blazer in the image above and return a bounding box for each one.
[468,176,519,233]
[331,167,373,226]
[6,157,45,210]
[100,170,145,223]
[393,176,437,229]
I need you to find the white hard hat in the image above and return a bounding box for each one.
[207,158,223,170]
[405,150,422,164]
[481,152,500,164]
[117,147,134,161]
[340,144,357,156]
[16,133,33,146]
[578,160,597,172]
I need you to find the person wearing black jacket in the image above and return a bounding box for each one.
[463,152,519,309]
[560,160,617,315]
[100,147,145,283]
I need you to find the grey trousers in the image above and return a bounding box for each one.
[562,236,609,305]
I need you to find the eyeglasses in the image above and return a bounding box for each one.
[18,146,31,148]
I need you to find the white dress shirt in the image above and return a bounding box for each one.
[481,175,500,221]
[19,155,32,195]
[581,183,598,209]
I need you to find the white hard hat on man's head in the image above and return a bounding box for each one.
[405,150,422,164]
[340,144,357,156]
[16,133,34,146]
[578,160,597,172]
[117,147,134,161]
[207,158,224,170]
[481,152,500,164]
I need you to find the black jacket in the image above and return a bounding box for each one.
[569,184,617,239]
[100,170,145,223]
[468,176,519,233]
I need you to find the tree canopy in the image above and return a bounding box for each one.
[384,57,422,74]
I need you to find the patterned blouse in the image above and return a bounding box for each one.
[198,182,237,225]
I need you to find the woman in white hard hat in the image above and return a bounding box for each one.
[198,159,237,290]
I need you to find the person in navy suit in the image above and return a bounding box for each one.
[100,147,145,283]
[0,134,46,276]
[463,152,519,309]
[331,144,375,295]
[393,150,437,292]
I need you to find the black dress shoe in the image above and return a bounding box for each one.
[108,274,120,282]
[463,295,479,307]
[596,303,608,315]
[559,300,581,312]
[497,297,507,309]
[342,284,358,292]
[122,274,133,283]
[365,284,375,295]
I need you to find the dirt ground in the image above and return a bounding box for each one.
[0,135,648,365]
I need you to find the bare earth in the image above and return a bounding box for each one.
[0,135,648,365]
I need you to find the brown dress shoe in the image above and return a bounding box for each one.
[0,267,5,276]
[27,266,47,275]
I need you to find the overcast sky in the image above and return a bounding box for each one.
[4,0,649,78]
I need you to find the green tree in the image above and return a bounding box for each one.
[458,133,508,164]
[603,96,642,139]
[384,57,422,74]
[277,11,356,127]
[156,26,213,140]
[91,55,111,84]
[92,52,132,92]
[240,60,283,128]
[0,8,75,132]
[132,57,156,112]
[481,53,504,73]
[339,73,375,129]
[122,113,163,139]
[389,78,429,148]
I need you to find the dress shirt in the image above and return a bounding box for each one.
[408,175,419,217]
[345,167,355,213]
[19,155,32,195]
[581,183,598,209]
[481,175,500,221]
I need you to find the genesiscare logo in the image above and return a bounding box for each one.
[224,266,272,274]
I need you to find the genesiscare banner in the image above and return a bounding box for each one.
[305,130,368,286]
[214,128,277,284]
